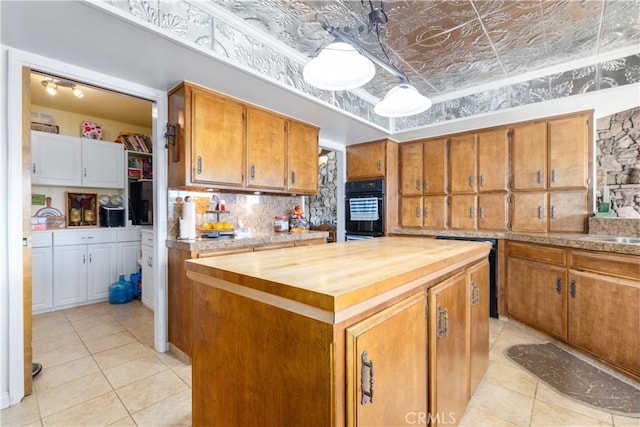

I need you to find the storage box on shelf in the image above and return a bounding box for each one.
[65,192,98,228]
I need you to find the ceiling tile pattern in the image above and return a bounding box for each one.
[104,0,638,131]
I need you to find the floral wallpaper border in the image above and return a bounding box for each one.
[102,0,639,132]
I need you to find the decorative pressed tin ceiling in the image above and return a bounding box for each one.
[103,0,640,131]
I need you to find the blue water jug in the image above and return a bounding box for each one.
[130,273,141,299]
[109,274,130,304]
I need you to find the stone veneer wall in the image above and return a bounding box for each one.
[167,190,307,239]
[308,151,338,227]
[596,107,640,218]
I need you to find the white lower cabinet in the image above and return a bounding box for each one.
[86,243,118,301]
[141,230,154,310]
[32,232,54,314]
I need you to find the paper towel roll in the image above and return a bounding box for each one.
[179,201,196,239]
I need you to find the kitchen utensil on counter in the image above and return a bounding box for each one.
[34,196,65,229]
[179,196,196,239]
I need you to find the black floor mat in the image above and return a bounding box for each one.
[506,343,640,417]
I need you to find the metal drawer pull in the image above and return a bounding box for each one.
[416,179,421,191]
[538,206,544,219]
[376,160,381,171]
[437,304,449,338]
[469,175,475,188]
[415,207,421,218]
[480,174,485,187]
[424,180,429,191]
[555,277,561,294]
[423,207,428,218]
[251,164,256,180]
[551,205,556,219]
[469,207,475,218]
[551,168,557,184]
[569,279,576,298]
[470,282,480,305]
[291,171,296,184]
[537,170,543,184]
[360,351,374,405]
[197,156,202,174]
[479,207,485,219]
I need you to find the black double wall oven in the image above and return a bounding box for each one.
[345,179,385,240]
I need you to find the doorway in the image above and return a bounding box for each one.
[5,49,168,407]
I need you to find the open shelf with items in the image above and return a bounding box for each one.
[124,150,153,226]
[65,192,98,228]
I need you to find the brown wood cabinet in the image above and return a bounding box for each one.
[477,129,509,192]
[246,108,287,191]
[347,139,399,232]
[512,192,547,232]
[168,82,318,194]
[424,138,448,195]
[468,261,490,397]
[346,293,427,426]
[347,140,387,180]
[548,115,589,189]
[507,242,640,378]
[478,193,509,231]
[400,195,448,229]
[449,195,477,231]
[449,134,477,194]
[511,122,547,191]
[549,190,588,233]
[400,141,424,197]
[287,120,319,194]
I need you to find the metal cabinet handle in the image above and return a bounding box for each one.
[360,351,374,405]
[551,168,557,184]
[424,180,429,191]
[469,207,475,218]
[415,207,421,218]
[197,156,202,174]
[551,205,556,219]
[251,164,256,180]
[291,171,296,185]
[437,304,449,338]
[479,207,485,219]
[538,206,544,219]
[469,175,475,188]
[555,277,562,294]
[83,254,86,264]
[89,253,92,263]
[416,179,421,191]
[84,167,87,178]
[147,256,152,267]
[376,160,381,171]
[423,207,428,218]
[569,279,576,298]
[537,170,543,184]
[480,174,485,187]
[33,163,36,174]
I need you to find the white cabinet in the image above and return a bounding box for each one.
[117,228,141,285]
[141,229,154,310]
[52,229,118,309]
[32,231,53,314]
[82,138,125,188]
[31,131,124,188]
[31,132,82,186]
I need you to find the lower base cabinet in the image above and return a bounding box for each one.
[346,293,427,426]
[32,246,53,314]
[507,243,640,378]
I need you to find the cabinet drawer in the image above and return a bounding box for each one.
[197,247,252,258]
[253,242,295,252]
[570,250,640,281]
[141,230,154,246]
[507,242,567,266]
[54,229,117,246]
[117,228,142,242]
[32,231,53,248]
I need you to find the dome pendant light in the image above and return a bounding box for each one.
[374,84,432,118]
[303,42,375,91]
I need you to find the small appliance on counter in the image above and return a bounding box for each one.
[100,206,125,227]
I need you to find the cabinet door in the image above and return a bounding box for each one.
[192,89,246,186]
[117,241,141,280]
[478,193,509,231]
[429,272,468,427]
[400,196,423,228]
[87,243,118,302]
[511,192,547,232]
[468,261,489,397]
[548,115,589,189]
[511,123,547,190]
[53,245,87,308]
[423,195,448,229]
[449,134,477,193]
[400,142,424,196]
[347,140,386,180]
[449,194,477,230]
[423,138,448,195]
[141,244,154,310]
[477,129,509,192]
[31,131,82,186]
[346,293,427,427]
[82,139,125,188]
[287,121,318,194]
[247,108,286,190]
[32,246,53,314]
[568,270,639,376]
[507,258,567,340]
[549,191,587,233]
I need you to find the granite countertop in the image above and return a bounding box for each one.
[166,230,329,251]
[388,228,640,256]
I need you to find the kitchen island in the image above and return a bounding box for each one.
[185,236,491,426]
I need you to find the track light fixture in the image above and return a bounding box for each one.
[41,78,84,98]
[303,0,431,118]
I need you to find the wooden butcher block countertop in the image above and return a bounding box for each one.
[185,236,491,321]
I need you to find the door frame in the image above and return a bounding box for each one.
[5,47,168,406]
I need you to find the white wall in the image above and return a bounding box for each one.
[1,43,11,409]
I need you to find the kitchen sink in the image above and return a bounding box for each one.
[580,236,640,244]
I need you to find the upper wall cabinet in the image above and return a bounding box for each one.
[31,131,124,189]
[449,134,477,194]
[168,82,318,195]
[287,120,319,195]
[477,129,509,192]
[347,140,387,181]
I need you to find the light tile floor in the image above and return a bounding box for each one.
[2,302,639,426]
